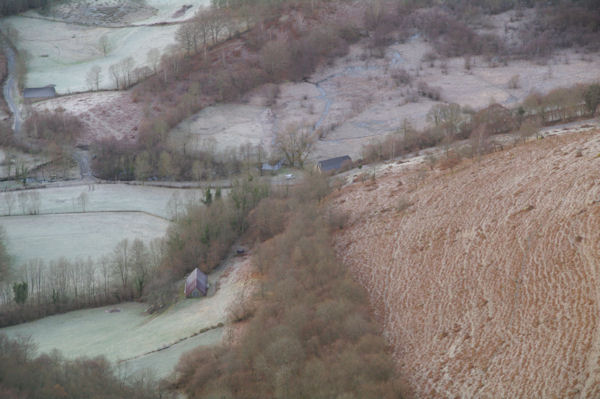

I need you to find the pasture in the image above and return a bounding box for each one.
[2,0,211,93]
[0,184,209,266]
[0,255,252,379]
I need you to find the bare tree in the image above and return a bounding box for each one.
[426,103,465,152]
[78,192,88,212]
[109,64,121,89]
[146,48,160,74]
[112,239,130,292]
[17,191,28,214]
[28,191,41,215]
[207,7,226,44]
[4,192,15,216]
[85,65,102,91]
[175,22,196,55]
[275,124,315,168]
[120,56,135,88]
[98,35,110,56]
[130,239,149,297]
[167,191,183,221]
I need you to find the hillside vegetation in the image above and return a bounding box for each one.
[333,130,600,397]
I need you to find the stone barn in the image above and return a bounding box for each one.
[185,268,208,298]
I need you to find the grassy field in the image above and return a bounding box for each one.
[0,184,205,218]
[0,255,252,379]
[2,0,211,93]
[1,211,169,265]
[168,104,274,154]
[0,184,212,266]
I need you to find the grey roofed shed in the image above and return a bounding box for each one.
[185,268,208,298]
[317,155,352,172]
[261,159,284,172]
[23,86,56,99]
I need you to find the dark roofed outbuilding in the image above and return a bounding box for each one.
[184,268,208,298]
[23,86,56,99]
[316,155,352,173]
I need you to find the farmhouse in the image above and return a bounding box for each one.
[184,268,208,298]
[316,155,352,173]
[23,85,56,100]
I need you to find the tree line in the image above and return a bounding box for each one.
[0,334,173,399]
[0,237,164,327]
[362,81,600,165]
[0,0,52,17]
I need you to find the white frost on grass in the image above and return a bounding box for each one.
[141,0,212,24]
[4,16,178,93]
[169,104,275,154]
[121,327,224,377]
[0,184,205,218]
[0,212,169,265]
[1,255,250,379]
[3,0,213,93]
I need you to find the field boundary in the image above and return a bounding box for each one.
[0,209,170,221]
[117,323,225,364]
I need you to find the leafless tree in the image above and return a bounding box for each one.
[131,239,149,297]
[4,192,15,216]
[17,191,28,214]
[78,192,88,212]
[275,124,315,168]
[109,64,121,89]
[86,65,102,91]
[98,35,110,56]
[146,48,160,74]
[112,239,130,292]
[28,191,41,215]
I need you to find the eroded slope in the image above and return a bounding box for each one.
[333,131,600,398]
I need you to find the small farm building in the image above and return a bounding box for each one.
[316,155,352,173]
[23,86,56,100]
[185,268,208,298]
[261,159,284,173]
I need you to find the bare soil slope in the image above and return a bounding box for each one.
[333,131,600,398]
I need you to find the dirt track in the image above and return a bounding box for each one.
[333,131,600,398]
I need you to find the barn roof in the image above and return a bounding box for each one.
[185,268,208,297]
[23,86,56,99]
[317,155,352,172]
[261,159,284,171]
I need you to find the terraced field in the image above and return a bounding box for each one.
[333,130,600,398]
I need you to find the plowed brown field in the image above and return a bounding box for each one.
[333,131,600,398]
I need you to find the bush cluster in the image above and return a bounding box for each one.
[174,176,404,399]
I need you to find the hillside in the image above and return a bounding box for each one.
[333,130,600,398]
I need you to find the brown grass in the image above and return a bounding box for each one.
[333,130,600,398]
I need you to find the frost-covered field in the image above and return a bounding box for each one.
[4,16,177,93]
[0,184,212,265]
[0,184,205,218]
[1,256,253,379]
[2,0,211,93]
[169,104,274,154]
[1,212,168,265]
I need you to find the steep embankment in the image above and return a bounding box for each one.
[333,131,600,398]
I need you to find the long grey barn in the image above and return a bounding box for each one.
[23,86,56,99]
[316,155,352,173]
